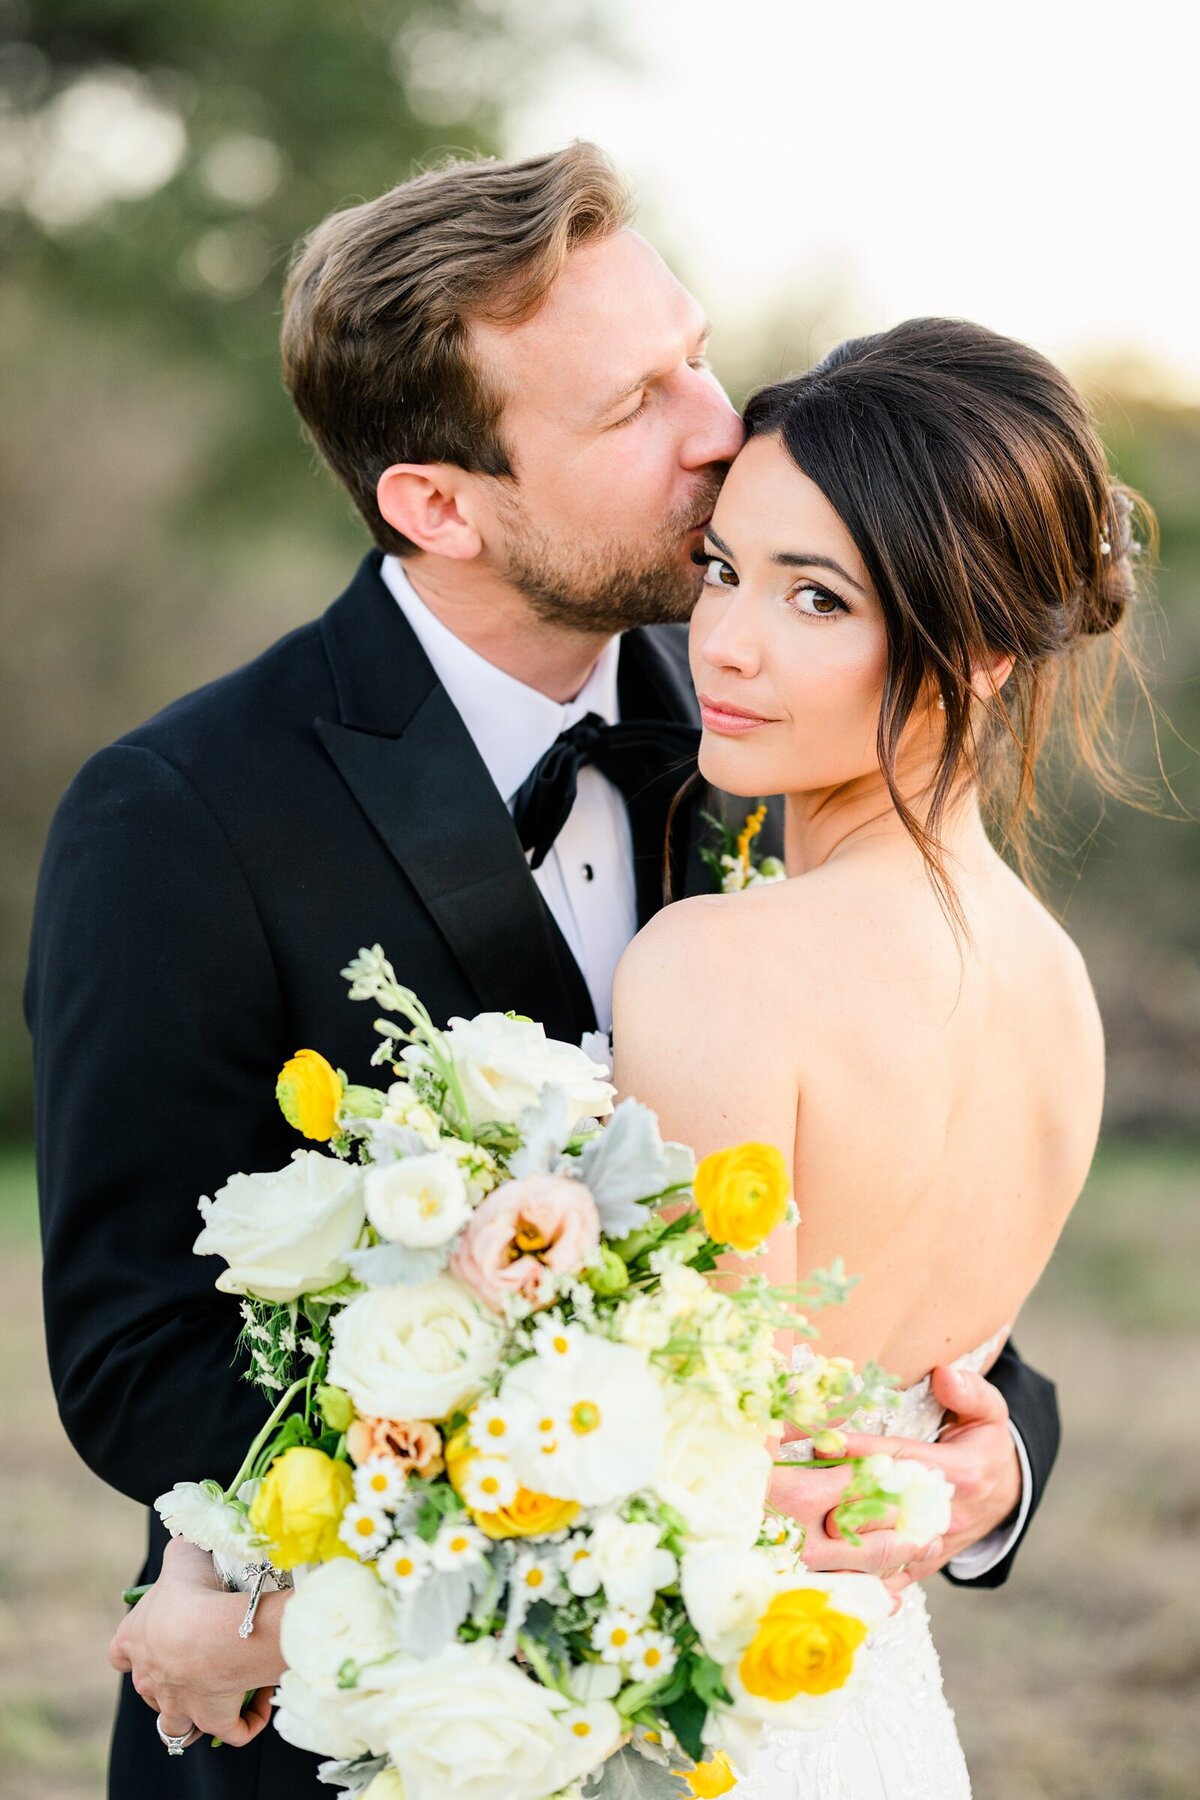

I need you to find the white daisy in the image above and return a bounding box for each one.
[376,1536,433,1592]
[430,1518,487,1571]
[561,1531,600,1597]
[338,1502,390,1559]
[512,1549,563,1604]
[468,1395,528,1455]
[629,1630,677,1682]
[460,1454,519,1513]
[530,1316,584,1363]
[591,1607,645,1665]
[354,1455,407,1512]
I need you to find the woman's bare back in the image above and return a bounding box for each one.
[612,840,1104,1385]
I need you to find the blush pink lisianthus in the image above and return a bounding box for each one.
[449,1174,601,1313]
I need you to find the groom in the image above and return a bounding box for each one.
[27,143,1058,1800]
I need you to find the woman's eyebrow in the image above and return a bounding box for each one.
[770,551,865,594]
[703,526,865,596]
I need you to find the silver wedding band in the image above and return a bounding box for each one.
[156,1715,201,1755]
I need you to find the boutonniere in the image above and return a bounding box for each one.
[701,802,787,893]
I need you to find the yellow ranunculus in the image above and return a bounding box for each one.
[684,1752,738,1797]
[739,1588,869,1701]
[248,1446,354,1569]
[694,1142,790,1252]
[277,1049,344,1142]
[444,1429,579,1539]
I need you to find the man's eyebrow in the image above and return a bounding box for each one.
[595,319,713,417]
[702,527,866,596]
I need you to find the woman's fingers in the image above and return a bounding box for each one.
[157,1703,196,1739]
[202,1686,275,1747]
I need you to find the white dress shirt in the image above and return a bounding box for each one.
[382,553,1030,1577]
[381,555,637,1033]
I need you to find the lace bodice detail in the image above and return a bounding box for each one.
[729,1333,1009,1799]
[788,1323,1011,1446]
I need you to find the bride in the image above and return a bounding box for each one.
[610,316,1146,1798]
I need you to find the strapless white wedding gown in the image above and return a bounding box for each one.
[728,1331,1008,1800]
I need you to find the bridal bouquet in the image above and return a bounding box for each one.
[154,946,915,1800]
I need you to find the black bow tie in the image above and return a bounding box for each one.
[511,712,701,870]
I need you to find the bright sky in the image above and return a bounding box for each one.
[508,0,1199,400]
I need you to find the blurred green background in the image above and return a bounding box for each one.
[1,4,1196,1797]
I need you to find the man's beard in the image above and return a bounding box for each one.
[495,480,723,634]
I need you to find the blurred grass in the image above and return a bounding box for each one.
[3,1140,1198,1799]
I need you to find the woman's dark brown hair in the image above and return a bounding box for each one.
[741,317,1156,916]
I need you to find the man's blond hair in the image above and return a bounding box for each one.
[281,142,633,554]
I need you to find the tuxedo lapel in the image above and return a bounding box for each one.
[315,555,594,1036]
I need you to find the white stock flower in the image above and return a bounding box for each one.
[586,1514,677,1617]
[502,1334,664,1507]
[194,1149,365,1302]
[328,1276,502,1422]
[364,1151,473,1248]
[380,1083,442,1146]
[652,1386,772,1547]
[402,1012,615,1132]
[279,1558,398,1689]
[363,1641,620,1800]
[153,1480,260,1558]
[862,1454,954,1547]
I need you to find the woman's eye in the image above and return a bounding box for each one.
[790,582,848,619]
[689,549,738,586]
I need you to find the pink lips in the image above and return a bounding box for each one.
[698,695,771,736]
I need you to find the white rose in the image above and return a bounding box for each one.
[280,1559,398,1689]
[364,1152,472,1248]
[361,1772,408,1800]
[680,1544,778,1665]
[194,1150,364,1302]
[862,1454,954,1548]
[327,1276,502,1422]
[365,1641,621,1800]
[403,1013,615,1132]
[586,1514,677,1618]
[274,1667,380,1762]
[652,1387,771,1546]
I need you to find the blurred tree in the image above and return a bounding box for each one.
[1,0,615,531]
[0,0,618,1134]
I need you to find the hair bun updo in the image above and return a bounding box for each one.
[1074,486,1144,639]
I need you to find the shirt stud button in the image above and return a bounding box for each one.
[582,863,594,882]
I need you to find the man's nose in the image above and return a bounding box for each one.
[683,373,745,469]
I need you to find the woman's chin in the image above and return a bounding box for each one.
[698,739,773,797]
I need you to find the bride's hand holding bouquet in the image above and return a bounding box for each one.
[126,944,940,1799]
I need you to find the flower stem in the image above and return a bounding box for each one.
[223,1376,308,1502]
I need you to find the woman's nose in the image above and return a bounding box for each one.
[697,593,761,677]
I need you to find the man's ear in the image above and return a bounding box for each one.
[376,463,484,560]
[970,651,1015,704]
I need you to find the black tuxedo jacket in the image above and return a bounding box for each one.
[27,553,1058,1800]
